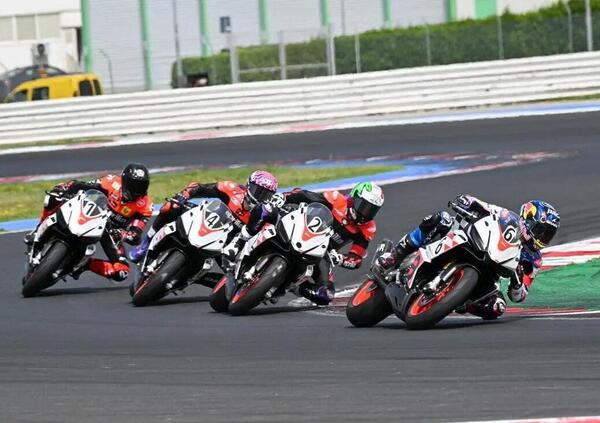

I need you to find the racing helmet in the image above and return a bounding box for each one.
[121,163,150,202]
[519,200,560,249]
[244,170,278,208]
[348,182,384,223]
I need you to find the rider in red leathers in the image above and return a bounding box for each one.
[231,181,385,305]
[129,170,280,271]
[25,163,153,282]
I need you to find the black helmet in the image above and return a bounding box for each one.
[121,163,149,202]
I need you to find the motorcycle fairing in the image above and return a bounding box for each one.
[279,203,332,258]
[148,222,176,252]
[178,200,234,252]
[471,207,521,270]
[35,191,108,241]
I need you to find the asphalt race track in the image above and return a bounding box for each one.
[2,112,600,422]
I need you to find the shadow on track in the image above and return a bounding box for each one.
[28,286,128,297]
[227,305,320,316]
[345,316,514,330]
[139,295,210,306]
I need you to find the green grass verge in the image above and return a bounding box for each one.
[0,164,401,222]
[501,259,600,310]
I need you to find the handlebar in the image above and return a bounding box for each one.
[166,197,195,210]
[448,201,479,221]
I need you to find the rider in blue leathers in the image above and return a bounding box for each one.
[378,195,560,319]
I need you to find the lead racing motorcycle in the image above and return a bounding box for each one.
[346,201,522,330]
[209,202,334,316]
[22,189,110,297]
[131,199,236,306]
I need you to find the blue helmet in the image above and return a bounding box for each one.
[519,200,560,249]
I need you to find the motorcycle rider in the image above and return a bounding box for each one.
[25,163,153,282]
[378,195,560,319]
[228,182,385,306]
[129,170,279,267]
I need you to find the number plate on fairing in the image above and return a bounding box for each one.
[422,231,469,262]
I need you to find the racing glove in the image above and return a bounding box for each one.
[171,193,190,208]
[329,249,362,269]
[508,264,531,303]
[269,192,286,208]
[120,228,142,245]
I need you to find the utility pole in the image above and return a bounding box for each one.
[586,0,593,51]
[198,0,210,56]
[80,0,93,72]
[258,0,269,44]
[320,0,331,28]
[172,0,183,87]
[382,0,392,29]
[139,0,153,90]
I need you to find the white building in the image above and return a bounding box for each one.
[0,0,559,92]
[0,0,81,73]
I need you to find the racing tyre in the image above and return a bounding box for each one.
[228,256,287,316]
[22,241,69,298]
[209,275,231,313]
[131,251,186,307]
[404,265,478,330]
[346,279,392,327]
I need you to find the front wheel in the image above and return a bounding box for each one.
[131,251,186,307]
[404,266,479,330]
[22,241,69,298]
[228,256,288,316]
[209,274,231,313]
[346,279,393,327]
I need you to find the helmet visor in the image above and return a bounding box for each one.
[352,197,380,222]
[124,178,149,200]
[247,182,275,204]
[529,221,557,247]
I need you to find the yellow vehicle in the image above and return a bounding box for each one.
[4,73,103,103]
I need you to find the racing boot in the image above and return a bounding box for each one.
[456,294,507,320]
[299,281,335,306]
[378,234,417,270]
[128,236,150,263]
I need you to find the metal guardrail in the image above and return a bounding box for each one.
[2,51,600,144]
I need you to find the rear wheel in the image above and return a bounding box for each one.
[22,242,69,298]
[346,279,392,327]
[228,256,287,316]
[131,251,186,307]
[209,274,231,313]
[404,266,478,330]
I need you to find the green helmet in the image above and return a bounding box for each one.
[349,182,384,223]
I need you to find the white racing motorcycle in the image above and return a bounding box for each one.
[209,202,334,315]
[131,198,236,306]
[346,200,522,329]
[22,189,110,297]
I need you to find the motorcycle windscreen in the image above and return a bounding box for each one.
[184,199,234,251]
[83,189,108,214]
[66,190,109,238]
[281,202,332,258]
[305,202,333,232]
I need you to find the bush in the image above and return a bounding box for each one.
[173,0,600,87]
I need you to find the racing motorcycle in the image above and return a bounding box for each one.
[209,202,334,316]
[22,189,110,297]
[131,198,235,306]
[346,201,522,330]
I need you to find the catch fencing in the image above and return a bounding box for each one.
[2,51,600,145]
